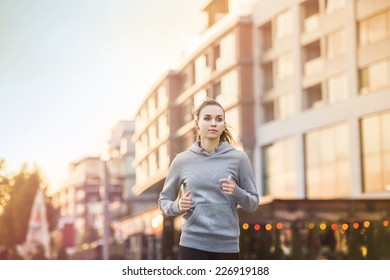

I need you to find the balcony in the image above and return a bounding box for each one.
[304,14,320,33]
[304,57,324,77]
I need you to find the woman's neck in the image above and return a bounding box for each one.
[199,138,220,153]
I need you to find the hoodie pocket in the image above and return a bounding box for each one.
[184,203,239,238]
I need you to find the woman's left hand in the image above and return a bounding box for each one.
[219,175,236,195]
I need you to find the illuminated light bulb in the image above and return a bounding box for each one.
[342,223,349,231]
[353,223,359,229]
[363,221,370,228]
[383,220,389,227]
[320,223,327,230]
[361,246,367,258]
[308,223,315,229]
[331,224,338,231]
[254,224,261,231]
[265,224,272,231]
[276,223,283,230]
[242,223,249,230]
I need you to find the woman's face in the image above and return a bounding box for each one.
[196,105,225,141]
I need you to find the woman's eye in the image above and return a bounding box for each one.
[217,118,223,122]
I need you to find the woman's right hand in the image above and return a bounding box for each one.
[179,191,192,213]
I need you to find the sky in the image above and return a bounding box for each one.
[0,0,208,193]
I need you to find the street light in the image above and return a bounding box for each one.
[100,148,111,260]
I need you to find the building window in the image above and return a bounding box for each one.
[276,53,293,81]
[215,32,236,70]
[259,21,272,51]
[195,54,211,85]
[148,97,157,119]
[304,83,323,110]
[194,90,207,108]
[325,0,346,15]
[361,111,390,193]
[216,70,239,108]
[303,40,322,77]
[327,73,348,104]
[359,10,390,47]
[263,100,275,122]
[262,138,296,198]
[182,99,193,125]
[181,64,195,92]
[148,123,158,147]
[360,58,390,94]
[277,92,295,120]
[213,44,220,70]
[305,122,350,198]
[213,81,221,99]
[275,10,293,39]
[136,107,148,130]
[262,61,274,92]
[326,29,346,59]
[301,0,320,32]
[158,113,169,140]
[262,92,294,122]
[159,144,169,170]
[76,190,85,201]
[157,86,168,109]
[225,107,240,143]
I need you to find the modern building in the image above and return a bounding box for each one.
[246,0,390,259]
[117,0,390,260]
[52,156,104,253]
[116,0,260,259]
[52,120,136,259]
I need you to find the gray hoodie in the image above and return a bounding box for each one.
[158,141,259,253]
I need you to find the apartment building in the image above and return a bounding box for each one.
[117,0,390,259]
[52,120,135,258]
[115,0,259,259]
[244,0,390,259]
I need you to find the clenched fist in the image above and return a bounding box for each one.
[179,191,192,212]
[219,175,236,195]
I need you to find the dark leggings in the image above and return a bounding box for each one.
[179,245,239,260]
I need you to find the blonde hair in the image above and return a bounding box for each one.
[193,98,234,144]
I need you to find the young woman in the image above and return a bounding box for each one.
[158,99,259,260]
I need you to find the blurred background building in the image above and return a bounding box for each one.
[52,0,390,260]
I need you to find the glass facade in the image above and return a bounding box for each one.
[361,111,390,193]
[327,73,348,104]
[326,29,346,59]
[276,53,293,81]
[275,10,293,39]
[360,57,390,94]
[263,138,296,198]
[359,10,390,46]
[305,123,351,198]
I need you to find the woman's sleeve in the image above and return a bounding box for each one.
[231,153,260,213]
[158,156,183,216]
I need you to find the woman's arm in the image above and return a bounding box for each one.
[158,156,183,216]
[230,153,260,213]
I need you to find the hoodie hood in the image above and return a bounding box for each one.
[189,141,235,156]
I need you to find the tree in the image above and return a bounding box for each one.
[0,158,12,215]
[0,162,59,259]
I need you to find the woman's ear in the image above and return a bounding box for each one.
[195,120,199,130]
